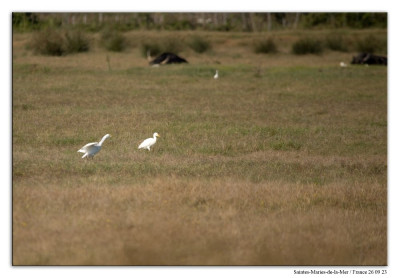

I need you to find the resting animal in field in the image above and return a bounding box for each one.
[351,53,387,65]
[147,51,188,66]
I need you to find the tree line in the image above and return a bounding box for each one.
[12,12,387,33]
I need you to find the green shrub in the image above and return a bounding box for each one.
[160,37,184,54]
[140,37,184,58]
[64,30,90,53]
[140,42,162,58]
[187,36,211,53]
[356,34,386,54]
[253,38,277,54]
[325,33,348,52]
[30,29,90,56]
[30,29,65,56]
[292,38,323,55]
[100,28,126,52]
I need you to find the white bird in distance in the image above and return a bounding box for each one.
[214,70,219,79]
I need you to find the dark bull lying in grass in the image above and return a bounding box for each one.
[351,53,387,65]
[147,51,188,66]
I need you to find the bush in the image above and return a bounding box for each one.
[30,29,90,56]
[325,33,348,52]
[356,34,386,54]
[30,29,66,56]
[64,30,90,53]
[187,36,211,53]
[253,38,277,54]
[160,37,184,54]
[292,38,323,55]
[140,37,184,58]
[100,28,127,52]
[140,42,162,58]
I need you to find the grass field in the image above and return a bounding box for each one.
[12,29,387,265]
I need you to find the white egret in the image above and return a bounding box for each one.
[138,132,160,151]
[77,134,111,159]
[214,70,219,79]
[340,61,348,67]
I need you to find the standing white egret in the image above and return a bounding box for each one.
[77,134,111,159]
[138,132,160,151]
[214,70,219,79]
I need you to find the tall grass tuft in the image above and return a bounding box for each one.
[100,28,127,52]
[292,37,323,55]
[187,35,212,53]
[30,28,90,56]
[325,33,348,52]
[253,38,278,54]
[160,37,184,54]
[30,28,65,56]
[356,34,386,54]
[64,30,90,53]
[140,36,184,58]
[140,42,162,57]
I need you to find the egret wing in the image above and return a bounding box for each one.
[138,138,152,149]
[78,142,98,153]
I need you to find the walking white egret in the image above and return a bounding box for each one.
[77,134,111,159]
[138,132,160,151]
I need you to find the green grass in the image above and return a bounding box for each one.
[12,29,387,266]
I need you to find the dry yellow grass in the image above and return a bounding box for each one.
[13,178,386,265]
[12,29,387,265]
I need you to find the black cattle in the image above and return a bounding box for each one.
[351,53,387,65]
[148,52,188,66]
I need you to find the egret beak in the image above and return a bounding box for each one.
[157,134,161,138]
